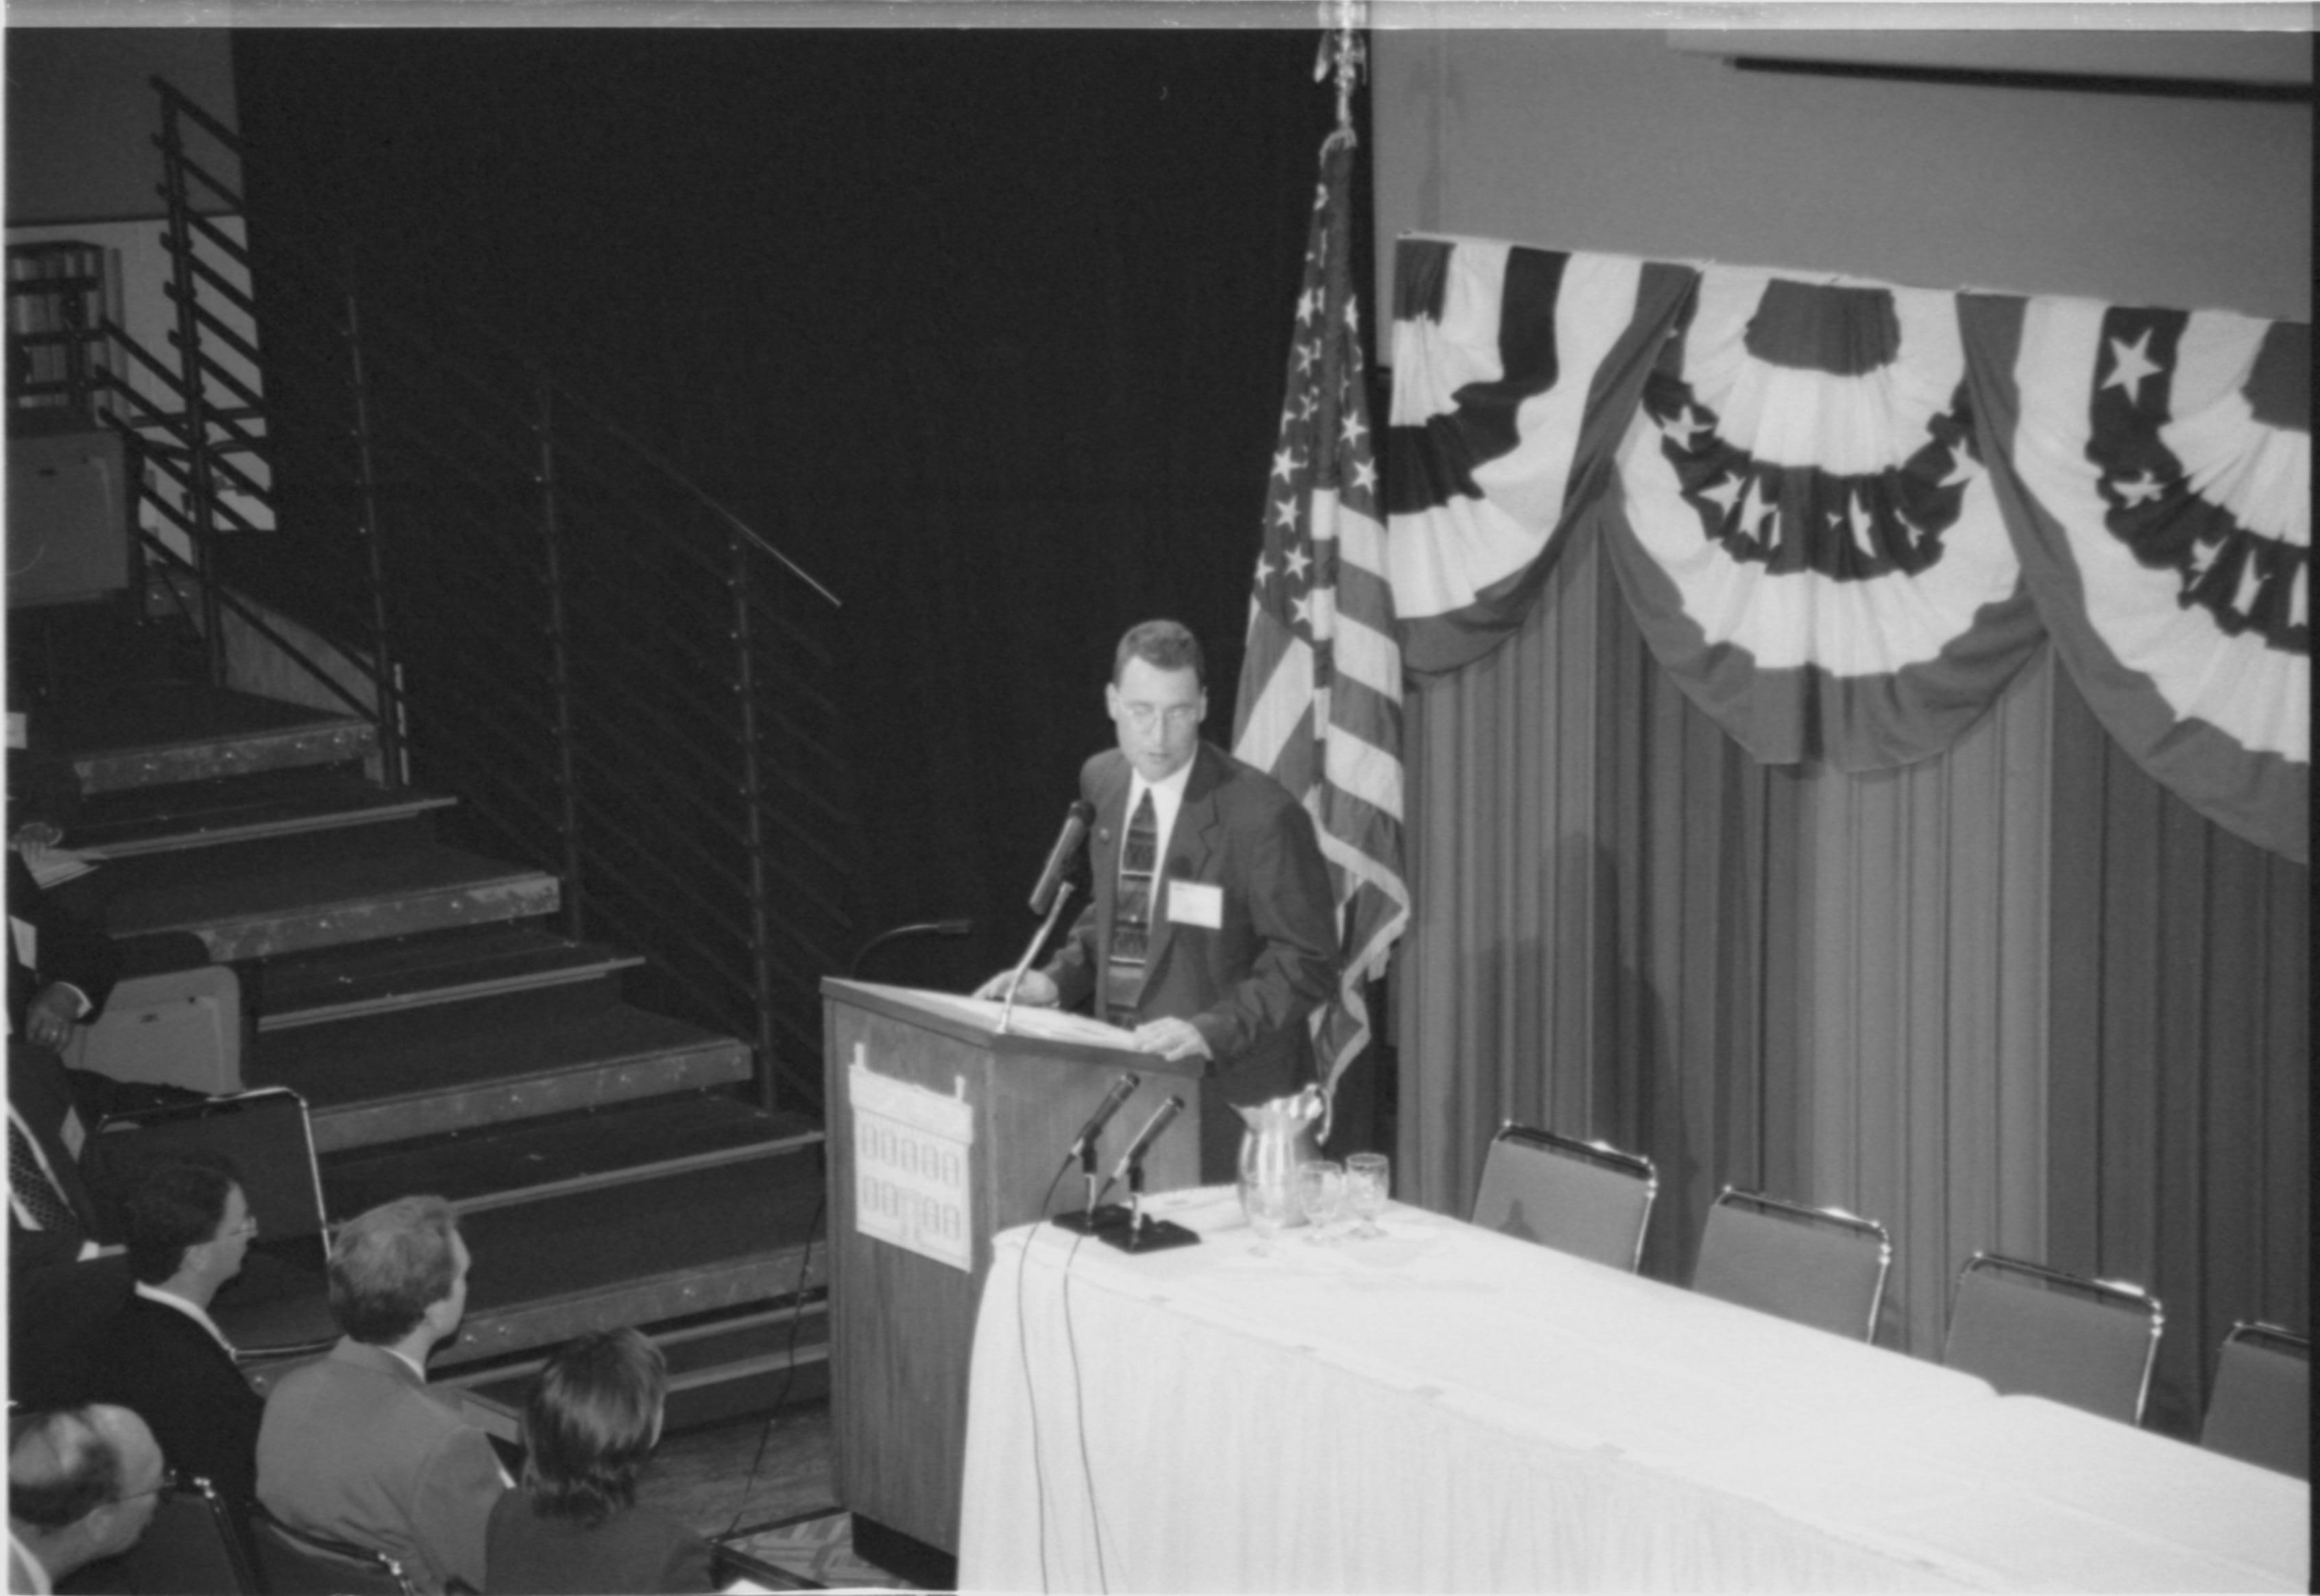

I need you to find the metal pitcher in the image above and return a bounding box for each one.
[1236,1085,1329,1228]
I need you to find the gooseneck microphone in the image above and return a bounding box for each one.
[1107,1095,1186,1192]
[1068,1072,1143,1167]
[1029,801,1096,917]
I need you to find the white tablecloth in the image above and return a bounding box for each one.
[956,1189,2308,1593]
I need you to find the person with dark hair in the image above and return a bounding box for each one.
[977,618,1340,1177]
[484,1329,712,1594]
[256,1195,508,1595]
[7,1405,164,1594]
[81,1151,266,1510]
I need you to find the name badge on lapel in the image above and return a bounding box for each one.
[1165,880,1224,930]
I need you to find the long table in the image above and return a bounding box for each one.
[957,1189,2308,1592]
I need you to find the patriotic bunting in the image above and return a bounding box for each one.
[1385,237,1693,677]
[1381,232,2310,861]
[1602,269,2046,769]
[1959,295,2309,862]
[1232,131,1410,1097]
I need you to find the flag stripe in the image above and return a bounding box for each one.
[1231,130,1411,1100]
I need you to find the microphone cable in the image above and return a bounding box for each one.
[718,1177,828,1543]
[1059,1220,1111,1592]
[1019,1152,1073,1592]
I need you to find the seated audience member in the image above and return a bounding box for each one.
[82,1150,265,1510]
[257,1195,508,1595]
[485,1328,712,1594]
[6,1405,165,1595]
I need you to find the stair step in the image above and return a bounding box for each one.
[33,682,376,795]
[67,766,457,859]
[439,1300,832,1432]
[437,1151,828,1370]
[89,834,559,962]
[255,926,647,1032]
[321,1094,821,1217]
[252,984,754,1153]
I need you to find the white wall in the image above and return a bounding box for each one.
[1373,29,2311,322]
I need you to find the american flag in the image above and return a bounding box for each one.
[1231,129,1410,1098]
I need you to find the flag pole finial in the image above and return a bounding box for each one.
[1314,0,1366,145]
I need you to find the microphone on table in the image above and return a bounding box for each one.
[1107,1094,1185,1194]
[1029,800,1096,917]
[1069,1072,1143,1168]
[1093,1095,1200,1254]
[1056,1072,1142,1227]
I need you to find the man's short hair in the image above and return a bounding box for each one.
[1113,620,1206,688]
[8,1409,125,1530]
[328,1196,462,1345]
[121,1151,239,1286]
[519,1327,668,1527]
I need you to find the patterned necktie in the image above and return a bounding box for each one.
[9,1112,84,1241]
[1104,788,1158,1026]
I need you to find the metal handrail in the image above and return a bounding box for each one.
[125,74,856,1110]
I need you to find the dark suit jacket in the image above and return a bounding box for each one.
[8,847,122,1038]
[1043,742,1338,1109]
[84,1290,265,1510]
[485,1493,714,1595]
[258,1338,507,1595]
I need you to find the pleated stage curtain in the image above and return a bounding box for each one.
[1399,524,2054,1362]
[2046,672,2310,1438]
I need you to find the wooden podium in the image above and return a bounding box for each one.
[821,978,1204,1562]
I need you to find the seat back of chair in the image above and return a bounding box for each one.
[1691,1188,1892,1341]
[1472,1125,1656,1272]
[84,1087,340,1362]
[2201,1321,2308,1478]
[1942,1253,2162,1425]
[247,1501,415,1596]
[85,1086,326,1248]
[112,1476,259,1595]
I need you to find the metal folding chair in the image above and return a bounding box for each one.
[82,1085,339,1364]
[108,1473,261,1595]
[1942,1252,2164,1425]
[1471,1123,1658,1272]
[1691,1186,1892,1341]
[2201,1320,2308,1478]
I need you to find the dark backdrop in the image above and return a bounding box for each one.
[231,28,1362,993]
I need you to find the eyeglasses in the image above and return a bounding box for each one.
[223,1216,259,1239]
[1119,703,1201,732]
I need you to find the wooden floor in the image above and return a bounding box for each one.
[639,1401,838,1540]
[632,1401,923,1591]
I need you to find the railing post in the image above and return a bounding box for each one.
[535,377,586,940]
[155,90,226,687]
[731,532,780,1112]
[341,286,405,788]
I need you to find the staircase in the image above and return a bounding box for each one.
[8,75,856,1425]
[28,640,831,1430]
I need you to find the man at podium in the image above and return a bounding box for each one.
[977,618,1338,1178]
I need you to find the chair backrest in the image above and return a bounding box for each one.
[2201,1320,2309,1479]
[1472,1124,1657,1272]
[247,1499,417,1596]
[1691,1187,1892,1341]
[1942,1252,2163,1425]
[84,1086,340,1362]
[112,1475,259,1595]
[85,1086,327,1248]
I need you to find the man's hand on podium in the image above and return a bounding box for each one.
[974,969,1059,1006]
[1131,1016,1212,1064]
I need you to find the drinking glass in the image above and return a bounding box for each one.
[1244,1178,1294,1257]
[1345,1151,1390,1239]
[1296,1159,1346,1244]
